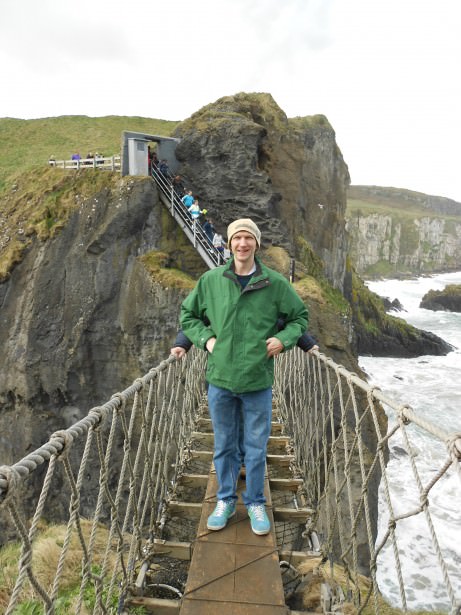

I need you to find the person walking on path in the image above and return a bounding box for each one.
[180,218,308,536]
[181,190,194,209]
[202,217,216,243]
[172,175,186,198]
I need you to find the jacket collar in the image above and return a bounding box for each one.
[223,256,270,290]
[224,255,262,276]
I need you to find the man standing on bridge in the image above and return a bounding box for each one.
[180,218,308,535]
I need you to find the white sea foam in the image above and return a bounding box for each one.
[359,272,461,610]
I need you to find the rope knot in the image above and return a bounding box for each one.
[133,377,144,390]
[50,430,74,461]
[88,406,107,431]
[419,494,429,509]
[397,404,412,425]
[110,392,127,412]
[367,385,382,400]
[446,433,461,461]
[0,465,21,507]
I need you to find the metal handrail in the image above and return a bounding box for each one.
[151,166,224,269]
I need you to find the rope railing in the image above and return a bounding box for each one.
[273,348,461,615]
[0,350,207,615]
[0,348,460,614]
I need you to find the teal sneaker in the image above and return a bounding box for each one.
[247,504,270,535]
[207,499,236,530]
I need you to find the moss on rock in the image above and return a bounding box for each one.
[420,284,461,312]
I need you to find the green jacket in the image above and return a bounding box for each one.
[180,256,308,393]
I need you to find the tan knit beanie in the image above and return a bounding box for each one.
[227,218,261,248]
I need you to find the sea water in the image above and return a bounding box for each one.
[359,271,461,611]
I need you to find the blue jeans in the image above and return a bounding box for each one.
[207,384,272,506]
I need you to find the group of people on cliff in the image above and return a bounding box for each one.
[48,152,105,166]
[156,164,228,261]
[148,147,170,178]
[180,188,228,260]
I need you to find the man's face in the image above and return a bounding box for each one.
[231,231,257,265]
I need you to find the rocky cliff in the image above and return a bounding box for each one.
[1,178,153,415]
[173,93,350,292]
[347,185,461,277]
[0,173,200,531]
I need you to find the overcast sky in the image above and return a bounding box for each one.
[1,0,460,201]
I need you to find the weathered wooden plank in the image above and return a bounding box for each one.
[267,435,291,447]
[192,432,290,448]
[279,549,323,567]
[269,477,303,491]
[168,501,202,518]
[270,421,284,434]
[190,451,295,467]
[273,506,315,522]
[189,449,213,460]
[191,432,213,444]
[266,454,295,466]
[125,596,180,614]
[180,473,208,488]
[179,602,288,614]
[152,539,192,560]
[196,417,284,434]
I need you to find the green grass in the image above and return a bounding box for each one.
[139,250,196,289]
[0,167,125,281]
[0,115,179,193]
[0,521,147,615]
[347,197,461,222]
[362,260,398,278]
[0,114,180,280]
[349,198,430,219]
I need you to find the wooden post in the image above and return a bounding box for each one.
[289,258,295,283]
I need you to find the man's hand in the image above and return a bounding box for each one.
[206,337,216,353]
[266,337,284,357]
[170,347,186,360]
[308,344,319,355]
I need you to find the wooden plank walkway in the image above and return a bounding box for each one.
[179,466,289,615]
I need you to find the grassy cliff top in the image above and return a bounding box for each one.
[347,184,461,219]
[0,115,179,192]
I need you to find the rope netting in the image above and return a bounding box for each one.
[0,350,206,615]
[0,347,460,614]
[274,348,461,615]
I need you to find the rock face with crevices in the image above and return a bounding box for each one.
[346,185,461,278]
[173,92,350,292]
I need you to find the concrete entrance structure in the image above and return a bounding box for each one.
[121,130,180,177]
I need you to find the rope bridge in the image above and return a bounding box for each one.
[0,349,460,614]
